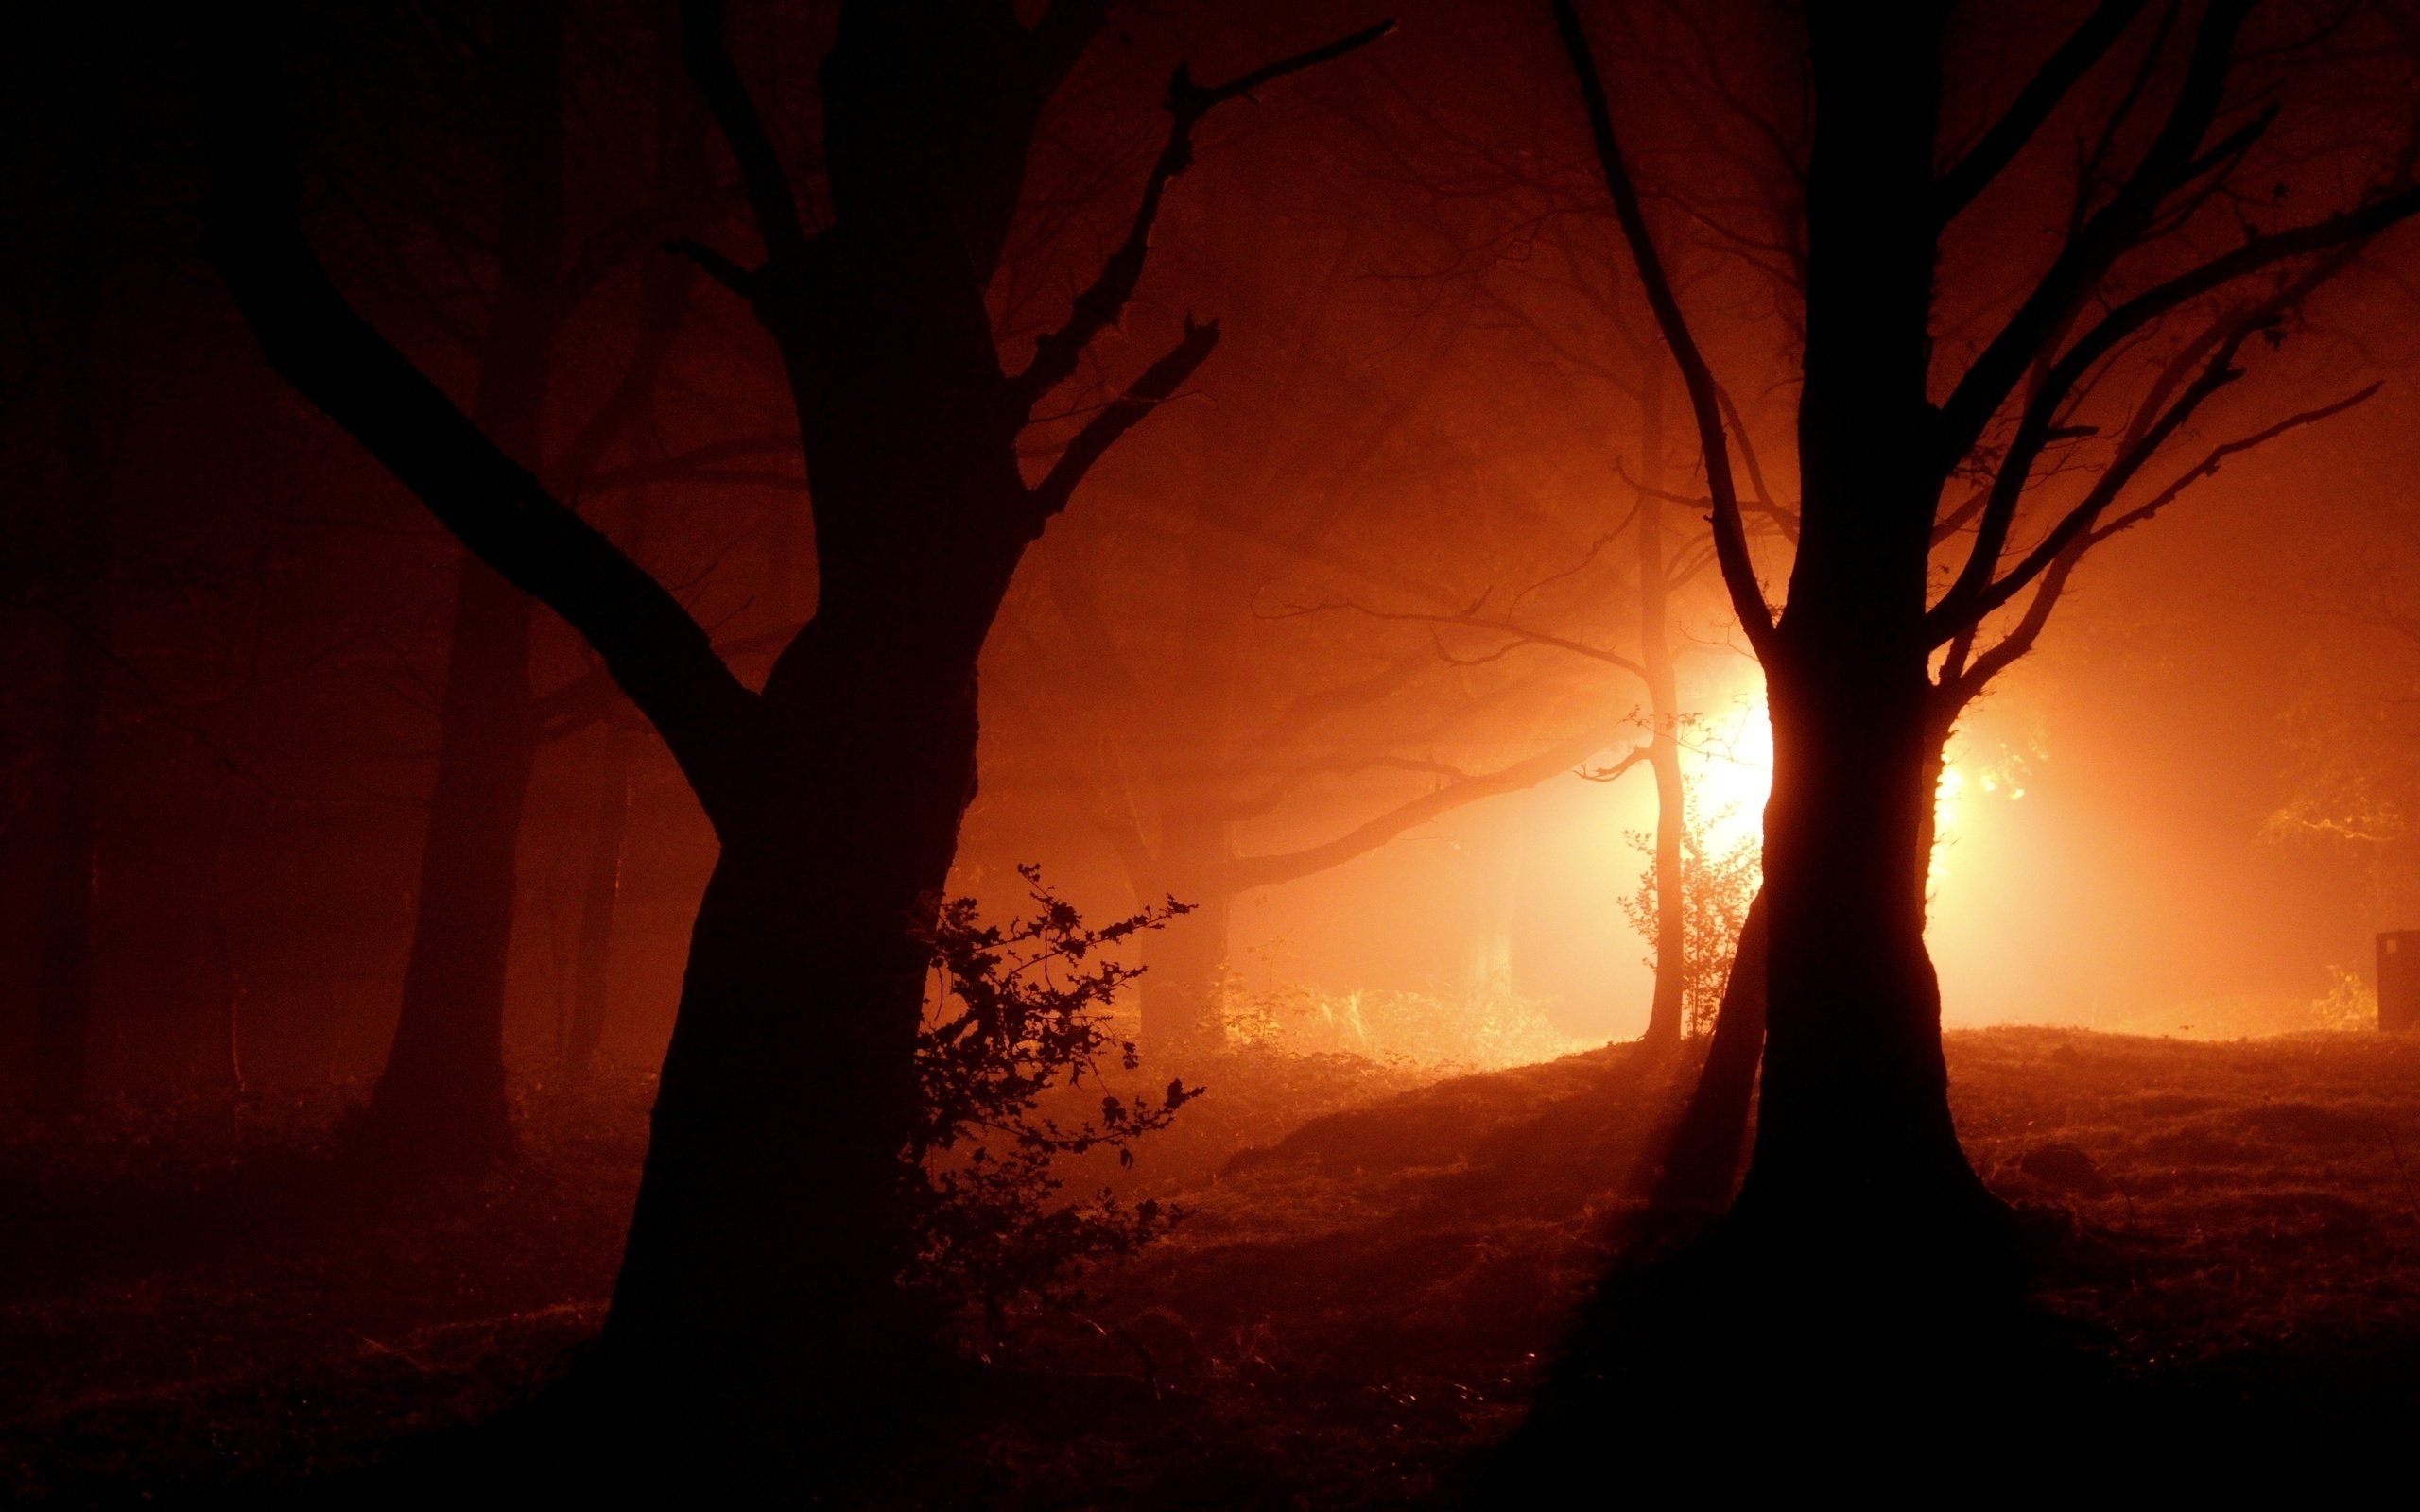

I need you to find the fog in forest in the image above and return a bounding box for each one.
[11,0,2420,1497]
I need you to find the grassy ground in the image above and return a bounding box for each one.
[9,1029,2420,1504]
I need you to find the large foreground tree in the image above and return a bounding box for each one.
[204,0,1387,1455]
[1499,0,2420,1460]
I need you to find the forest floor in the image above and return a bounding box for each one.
[9,1029,2420,1504]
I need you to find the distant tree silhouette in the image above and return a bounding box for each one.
[203,0,1389,1453]
[323,3,716,1177]
[1024,268,1626,1055]
[1510,0,2420,1441]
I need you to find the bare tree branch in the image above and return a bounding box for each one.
[1933,0,2152,224]
[2088,381,2380,547]
[678,0,810,266]
[1714,384,1800,542]
[1550,0,1775,659]
[665,236,754,300]
[1216,719,1623,893]
[200,19,755,819]
[1271,595,1649,677]
[1579,744,1651,783]
[1948,326,2252,636]
[1935,0,2258,467]
[1028,317,1221,522]
[1011,20,1395,413]
[1931,184,2420,633]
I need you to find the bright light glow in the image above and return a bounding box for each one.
[1677,695,1979,882]
[1684,699,1772,853]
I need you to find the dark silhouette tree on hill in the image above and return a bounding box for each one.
[203,0,1389,1451]
[1518,0,2420,1418]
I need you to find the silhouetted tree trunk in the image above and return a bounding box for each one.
[205,0,1388,1442]
[1633,369,1687,1049]
[562,721,633,1082]
[1729,13,1995,1257]
[1553,0,2420,1293]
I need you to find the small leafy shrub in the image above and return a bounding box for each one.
[908,867,1199,1345]
[1622,791,1761,1035]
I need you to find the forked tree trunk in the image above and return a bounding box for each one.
[1725,10,2006,1280]
[602,631,992,1419]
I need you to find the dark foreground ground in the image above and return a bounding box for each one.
[9,1028,2420,1504]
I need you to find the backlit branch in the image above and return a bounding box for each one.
[1011,20,1395,413]
[1579,744,1651,784]
[1550,0,1775,660]
[1932,0,2152,225]
[1956,324,2253,633]
[1715,385,1800,542]
[1930,183,2420,636]
[2087,382,2380,547]
[1027,317,1221,523]
[1272,596,1648,678]
[1935,0,2257,469]
[1217,719,1625,893]
[200,18,755,820]
[678,0,810,266]
[666,236,754,300]
[544,259,696,497]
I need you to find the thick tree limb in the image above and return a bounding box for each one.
[1010,20,1394,412]
[1550,0,1775,660]
[1216,719,1624,894]
[665,236,755,300]
[1933,0,2152,225]
[1579,744,1651,783]
[1949,329,2251,637]
[200,22,755,817]
[536,620,805,739]
[1028,317,1222,522]
[677,0,809,266]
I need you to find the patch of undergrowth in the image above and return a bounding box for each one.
[909,865,1201,1346]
